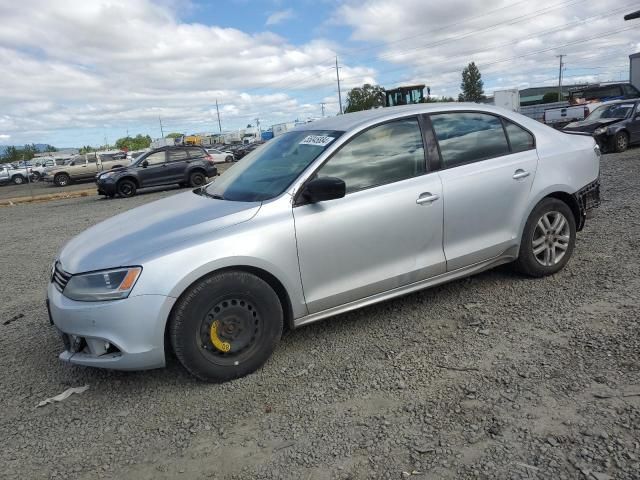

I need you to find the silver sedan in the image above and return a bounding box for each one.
[48,103,601,381]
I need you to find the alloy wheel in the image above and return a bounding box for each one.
[532,211,571,267]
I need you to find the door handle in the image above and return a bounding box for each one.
[512,169,530,180]
[416,193,440,205]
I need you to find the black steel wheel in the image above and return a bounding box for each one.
[117,179,137,198]
[170,271,283,382]
[189,171,206,187]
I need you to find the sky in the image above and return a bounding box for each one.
[0,0,638,147]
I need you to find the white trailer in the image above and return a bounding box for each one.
[493,89,520,112]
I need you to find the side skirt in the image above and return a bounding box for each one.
[293,250,517,328]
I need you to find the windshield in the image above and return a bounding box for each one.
[588,103,635,121]
[204,130,343,202]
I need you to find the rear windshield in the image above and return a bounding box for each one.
[588,103,635,120]
[203,130,343,202]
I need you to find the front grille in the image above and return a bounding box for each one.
[52,262,72,292]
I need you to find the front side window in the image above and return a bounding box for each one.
[204,130,342,202]
[503,120,535,153]
[431,112,510,168]
[143,151,166,166]
[316,118,425,194]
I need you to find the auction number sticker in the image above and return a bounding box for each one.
[299,135,335,147]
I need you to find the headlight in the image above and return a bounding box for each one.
[63,267,142,302]
[593,127,607,136]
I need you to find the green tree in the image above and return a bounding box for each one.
[4,146,20,162]
[44,144,57,152]
[423,96,456,103]
[79,145,96,154]
[542,92,560,103]
[459,62,485,102]
[344,84,385,113]
[165,132,183,139]
[115,134,152,151]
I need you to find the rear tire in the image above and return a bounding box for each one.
[12,175,24,185]
[613,131,629,153]
[170,271,283,382]
[189,171,206,187]
[31,171,41,181]
[54,173,70,187]
[117,179,137,198]
[515,198,576,277]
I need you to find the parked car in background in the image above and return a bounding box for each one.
[205,148,234,163]
[563,99,640,152]
[1,163,32,185]
[0,165,11,185]
[43,152,128,187]
[95,145,217,198]
[544,82,640,128]
[49,104,600,382]
[232,141,265,160]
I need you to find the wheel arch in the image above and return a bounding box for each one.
[116,175,140,187]
[163,265,295,358]
[187,166,207,178]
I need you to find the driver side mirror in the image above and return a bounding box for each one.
[141,160,149,168]
[69,161,75,166]
[299,177,346,204]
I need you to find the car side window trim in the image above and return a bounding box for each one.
[293,115,428,206]
[426,111,536,171]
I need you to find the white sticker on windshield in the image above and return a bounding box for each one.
[299,135,335,147]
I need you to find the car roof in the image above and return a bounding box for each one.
[294,103,512,132]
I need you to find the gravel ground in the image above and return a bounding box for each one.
[0,150,639,480]
[0,179,94,200]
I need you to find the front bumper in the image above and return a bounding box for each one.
[96,177,117,196]
[47,282,176,370]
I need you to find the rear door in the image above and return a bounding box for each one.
[430,112,538,270]
[137,150,168,187]
[165,148,191,183]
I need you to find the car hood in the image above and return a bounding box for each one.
[59,190,261,273]
[564,118,622,133]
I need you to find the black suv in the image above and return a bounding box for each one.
[96,146,218,198]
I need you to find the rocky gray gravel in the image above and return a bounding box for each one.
[0,150,639,479]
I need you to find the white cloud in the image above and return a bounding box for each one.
[266,8,295,26]
[0,134,10,142]
[0,0,373,145]
[335,0,637,98]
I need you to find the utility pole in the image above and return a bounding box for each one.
[556,54,565,102]
[335,56,343,115]
[215,99,222,133]
[159,117,164,137]
[255,118,261,140]
[320,102,326,117]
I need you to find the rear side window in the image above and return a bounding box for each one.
[431,112,510,168]
[316,118,425,194]
[585,86,622,100]
[188,148,206,159]
[168,149,190,162]
[503,120,535,153]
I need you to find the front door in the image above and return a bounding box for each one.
[430,112,539,270]
[293,117,446,314]
[137,150,168,187]
[627,104,640,143]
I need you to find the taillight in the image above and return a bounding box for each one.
[205,155,214,163]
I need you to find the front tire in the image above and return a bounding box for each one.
[170,271,283,382]
[613,131,629,153]
[117,179,137,198]
[54,173,70,187]
[225,156,233,163]
[189,171,206,187]
[12,175,25,185]
[31,171,41,181]
[516,198,576,277]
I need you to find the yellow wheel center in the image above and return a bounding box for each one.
[210,320,231,353]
